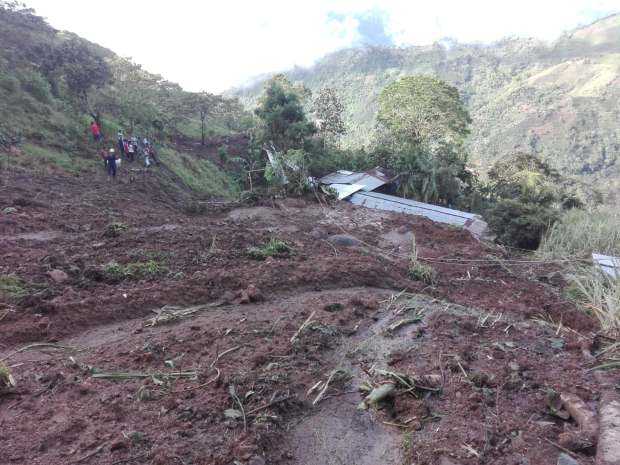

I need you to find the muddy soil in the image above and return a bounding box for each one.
[0,171,602,465]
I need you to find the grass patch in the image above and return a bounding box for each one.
[103,222,129,238]
[247,238,292,260]
[103,260,167,282]
[158,147,237,198]
[538,206,620,259]
[19,143,96,174]
[0,274,29,299]
[565,268,620,336]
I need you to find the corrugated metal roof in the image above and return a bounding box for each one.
[328,183,366,200]
[319,168,393,192]
[348,191,477,227]
[592,253,620,279]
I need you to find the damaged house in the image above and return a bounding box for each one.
[319,168,490,239]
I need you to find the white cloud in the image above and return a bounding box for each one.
[23,0,619,92]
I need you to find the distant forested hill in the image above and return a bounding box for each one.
[233,14,620,194]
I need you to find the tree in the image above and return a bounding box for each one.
[375,75,473,206]
[484,152,588,249]
[187,92,238,145]
[377,75,471,150]
[255,75,315,152]
[33,37,111,113]
[313,87,346,147]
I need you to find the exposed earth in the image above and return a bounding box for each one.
[0,168,612,465]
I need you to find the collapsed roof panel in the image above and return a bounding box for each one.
[319,168,393,192]
[328,183,366,200]
[592,253,620,279]
[349,191,477,227]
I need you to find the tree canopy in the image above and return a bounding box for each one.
[377,75,471,150]
[255,75,315,152]
[313,87,346,145]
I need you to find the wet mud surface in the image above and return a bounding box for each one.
[0,172,601,465]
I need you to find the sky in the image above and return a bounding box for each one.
[24,0,620,93]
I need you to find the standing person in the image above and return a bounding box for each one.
[148,145,159,165]
[117,131,125,158]
[126,138,135,162]
[90,121,102,142]
[105,148,117,180]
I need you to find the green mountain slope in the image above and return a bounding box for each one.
[0,4,242,198]
[234,14,620,193]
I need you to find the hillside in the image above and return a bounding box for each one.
[234,14,620,193]
[0,3,245,199]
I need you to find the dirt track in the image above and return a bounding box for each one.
[0,171,602,465]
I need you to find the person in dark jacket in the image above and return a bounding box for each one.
[105,148,117,180]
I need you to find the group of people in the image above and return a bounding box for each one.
[89,121,159,180]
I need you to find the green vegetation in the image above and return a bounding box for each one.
[103,260,166,282]
[0,361,15,390]
[539,205,620,335]
[0,274,28,299]
[103,222,129,238]
[408,235,436,285]
[538,206,620,259]
[235,15,620,197]
[159,147,238,198]
[375,76,473,205]
[565,269,620,336]
[0,2,246,197]
[247,238,293,260]
[12,143,96,174]
[254,75,316,152]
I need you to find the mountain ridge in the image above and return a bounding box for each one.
[233,13,620,195]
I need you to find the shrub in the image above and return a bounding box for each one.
[103,222,129,238]
[18,71,52,103]
[0,274,28,299]
[485,199,559,250]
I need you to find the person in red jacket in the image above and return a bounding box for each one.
[90,121,102,142]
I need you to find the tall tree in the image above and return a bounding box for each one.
[255,75,315,152]
[313,87,346,147]
[377,75,471,150]
[375,75,473,205]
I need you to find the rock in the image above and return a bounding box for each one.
[439,457,462,465]
[327,234,361,247]
[557,452,581,465]
[248,456,266,465]
[47,269,69,283]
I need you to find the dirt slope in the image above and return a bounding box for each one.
[0,170,602,465]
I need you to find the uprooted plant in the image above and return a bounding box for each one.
[408,234,437,285]
[0,362,16,392]
[103,222,129,238]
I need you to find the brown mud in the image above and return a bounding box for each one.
[0,171,602,465]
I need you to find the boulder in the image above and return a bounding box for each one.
[327,234,361,247]
[47,269,69,283]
